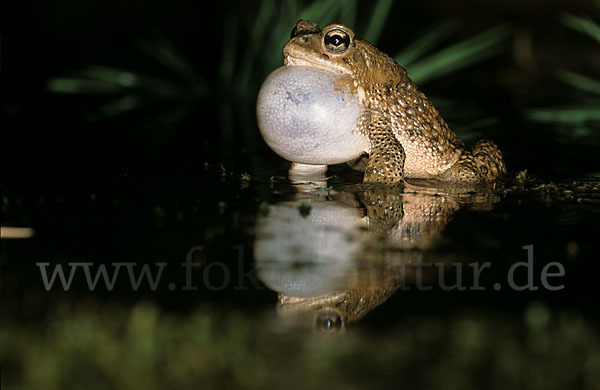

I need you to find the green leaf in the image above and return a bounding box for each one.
[394,22,457,67]
[140,38,202,85]
[404,24,510,84]
[219,14,239,89]
[527,107,600,123]
[556,69,600,97]
[47,78,124,94]
[362,0,394,44]
[298,0,340,24]
[236,0,277,89]
[561,13,600,45]
[339,0,357,27]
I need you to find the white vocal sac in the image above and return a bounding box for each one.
[256,66,368,165]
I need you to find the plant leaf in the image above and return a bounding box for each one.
[394,21,457,67]
[527,107,600,123]
[362,0,394,44]
[561,13,600,45]
[556,69,600,96]
[405,24,510,84]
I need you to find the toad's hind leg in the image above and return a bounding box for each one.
[439,139,506,182]
[363,115,405,184]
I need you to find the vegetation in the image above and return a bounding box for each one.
[46,1,509,127]
[527,6,600,135]
[2,301,599,389]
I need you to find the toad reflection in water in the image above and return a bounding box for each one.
[254,175,501,333]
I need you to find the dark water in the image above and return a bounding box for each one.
[2,147,600,388]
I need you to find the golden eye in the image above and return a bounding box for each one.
[324,29,350,53]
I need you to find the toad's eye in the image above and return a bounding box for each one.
[290,26,298,38]
[324,29,350,53]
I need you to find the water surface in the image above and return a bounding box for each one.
[2,158,599,388]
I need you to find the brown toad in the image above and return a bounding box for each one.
[282,20,506,183]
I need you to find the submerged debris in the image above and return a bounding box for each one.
[297,200,312,218]
[505,172,600,204]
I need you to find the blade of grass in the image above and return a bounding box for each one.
[298,0,340,23]
[219,14,238,90]
[94,95,142,118]
[561,13,600,45]
[147,102,195,130]
[47,78,124,94]
[49,65,200,100]
[47,66,139,94]
[79,66,140,87]
[527,107,600,123]
[218,14,240,158]
[236,0,276,90]
[339,0,357,28]
[456,117,499,131]
[140,37,206,91]
[83,66,193,96]
[394,21,457,67]
[405,24,510,84]
[556,69,600,96]
[362,0,394,44]
[408,44,498,84]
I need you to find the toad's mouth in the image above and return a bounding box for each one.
[283,54,351,75]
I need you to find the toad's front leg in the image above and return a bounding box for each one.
[363,113,405,184]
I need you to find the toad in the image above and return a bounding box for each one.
[282,20,506,183]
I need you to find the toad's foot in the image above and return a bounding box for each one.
[438,140,506,182]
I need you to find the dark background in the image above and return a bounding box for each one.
[2,0,600,186]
